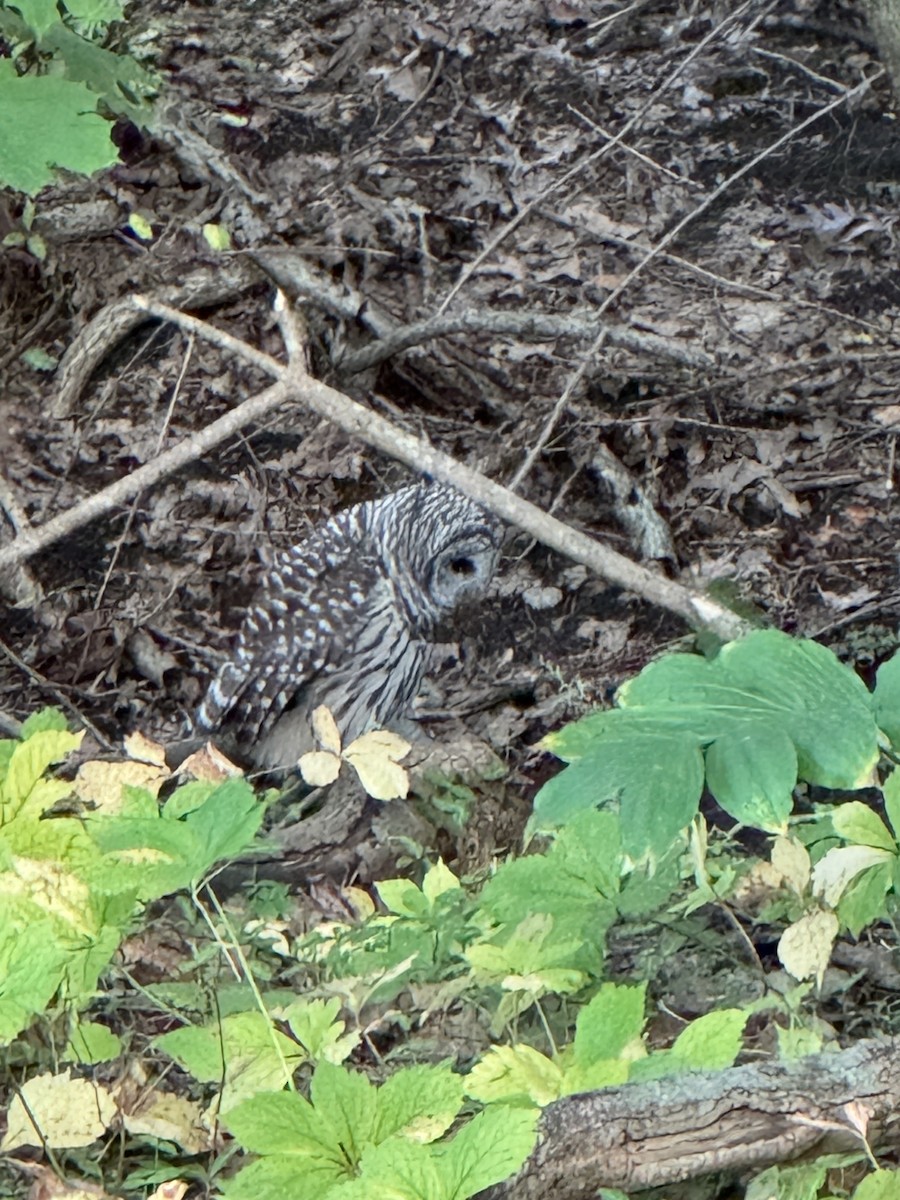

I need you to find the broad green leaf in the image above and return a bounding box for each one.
[310,1061,377,1162]
[377,877,429,917]
[1,729,82,814]
[63,0,126,22]
[422,858,461,903]
[573,982,647,1065]
[853,1169,900,1200]
[837,861,893,937]
[41,21,157,120]
[437,1105,538,1198]
[0,69,116,193]
[0,916,68,1044]
[831,801,896,852]
[169,777,262,871]
[668,1008,746,1070]
[9,0,59,35]
[224,1090,338,1159]
[533,730,704,858]
[717,633,877,788]
[884,769,900,841]
[704,724,796,831]
[873,651,900,750]
[465,1044,563,1106]
[330,1138,450,1200]
[220,1154,343,1200]
[19,708,68,737]
[155,1012,302,1110]
[373,1064,463,1143]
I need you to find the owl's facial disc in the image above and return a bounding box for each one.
[429,528,498,610]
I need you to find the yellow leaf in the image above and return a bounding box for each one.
[74,758,169,809]
[311,705,342,754]
[344,748,409,801]
[123,731,167,767]
[345,729,411,760]
[123,1093,209,1154]
[777,910,839,987]
[771,834,811,895]
[1,1070,116,1150]
[299,749,341,788]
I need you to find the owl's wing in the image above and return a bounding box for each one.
[196,538,378,752]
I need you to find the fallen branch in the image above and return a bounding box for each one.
[0,295,750,642]
[485,1037,900,1198]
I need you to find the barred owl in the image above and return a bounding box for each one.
[196,481,500,771]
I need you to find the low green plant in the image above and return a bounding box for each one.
[0,708,262,1044]
[535,630,899,858]
[0,0,156,193]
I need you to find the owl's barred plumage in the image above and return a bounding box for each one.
[196,482,500,771]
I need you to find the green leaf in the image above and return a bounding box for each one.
[533,727,704,858]
[126,211,153,240]
[40,21,156,121]
[873,651,900,750]
[853,1168,900,1200]
[884,769,900,841]
[19,707,68,737]
[8,0,60,35]
[310,1061,377,1163]
[1,730,82,815]
[373,1064,463,1143]
[478,810,619,972]
[63,0,126,21]
[65,1020,122,1064]
[220,1154,343,1200]
[224,1090,338,1159]
[705,724,796,831]
[203,221,232,250]
[837,861,893,938]
[155,1012,302,1110]
[465,1044,562,1106]
[437,1105,538,1198]
[280,997,358,1064]
[168,777,262,874]
[668,1008,747,1070]
[831,801,896,852]
[377,877,430,917]
[573,982,647,1064]
[0,69,117,193]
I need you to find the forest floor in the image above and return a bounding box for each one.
[1,0,899,1054]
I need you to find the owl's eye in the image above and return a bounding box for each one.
[449,556,477,577]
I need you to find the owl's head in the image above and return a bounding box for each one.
[368,481,500,628]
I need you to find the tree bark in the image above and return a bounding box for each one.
[481,1038,900,1198]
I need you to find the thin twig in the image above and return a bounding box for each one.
[434,0,761,316]
[0,296,751,642]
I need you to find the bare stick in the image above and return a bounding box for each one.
[0,298,749,641]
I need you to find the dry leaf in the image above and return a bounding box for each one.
[2,1071,116,1151]
[777,910,839,987]
[311,705,342,755]
[299,749,342,788]
[123,731,167,767]
[74,759,169,808]
[343,730,411,801]
[180,742,244,781]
